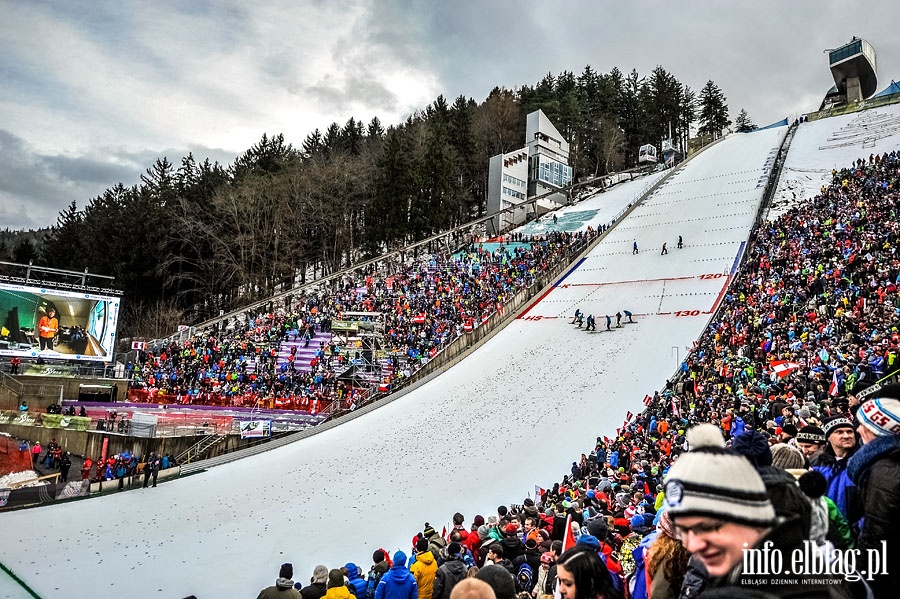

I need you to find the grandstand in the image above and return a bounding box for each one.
[3,93,900,597]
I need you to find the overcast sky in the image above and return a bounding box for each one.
[1,0,897,231]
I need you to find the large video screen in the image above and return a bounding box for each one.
[0,283,121,362]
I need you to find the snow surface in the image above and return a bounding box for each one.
[768,102,900,219]
[515,169,669,236]
[0,126,795,599]
[0,471,44,489]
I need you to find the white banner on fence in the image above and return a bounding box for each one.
[239,420,272,439]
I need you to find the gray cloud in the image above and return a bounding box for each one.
[0,129,237,230]
[2,0,900,232]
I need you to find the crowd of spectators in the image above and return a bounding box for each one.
[256,153,900,599]
[127,230,598,414]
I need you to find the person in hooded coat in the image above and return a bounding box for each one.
[499,524,525,563]
[325,569,355,599]
[346,563,368,598]
[375,551,418,599]
[433,542,468,599]
[410,538,438,599]
[258,563,302,599]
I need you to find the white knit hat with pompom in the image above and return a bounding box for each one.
[664,423,775,527]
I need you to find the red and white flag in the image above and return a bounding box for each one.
[770,360,801,378]
[626,410,634,421]
[561,514,576,552]
[829,369,840,396]
[643,395,653,406]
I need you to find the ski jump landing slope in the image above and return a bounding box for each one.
[0,127,786,599]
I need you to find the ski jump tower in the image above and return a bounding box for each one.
[826,37,877,107]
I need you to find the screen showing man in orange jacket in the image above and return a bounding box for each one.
[38,309,58,351]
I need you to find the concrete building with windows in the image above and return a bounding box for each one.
[487,109,573,233]
[821,37,877,109]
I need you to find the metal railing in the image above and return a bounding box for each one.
[176,433,227,464]
[0,372,23,395]
[22,384,64,402]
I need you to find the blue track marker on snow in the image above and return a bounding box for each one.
[555,257,587,286]
[730,241,746,275]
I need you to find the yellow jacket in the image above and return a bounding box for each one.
[410,551,437,599]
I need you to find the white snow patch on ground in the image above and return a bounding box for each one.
[768,103,900,219]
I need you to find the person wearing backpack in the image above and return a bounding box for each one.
[366,550,390,599]
[432,542,467,599]
[513,538,541,594]
[515,561,534,595]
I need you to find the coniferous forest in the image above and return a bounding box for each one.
[3,66,733,339]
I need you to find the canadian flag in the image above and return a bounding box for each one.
[829,369,840,396]
[770,360,801,378]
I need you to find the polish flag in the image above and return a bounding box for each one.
[770,360,801,378]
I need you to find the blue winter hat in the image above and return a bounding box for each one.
[345,563,360,577]
[730,430,773,468]
[586,490,596,499]
[630,514,650,531]
[575,534,600,549]
[393,550,407,568]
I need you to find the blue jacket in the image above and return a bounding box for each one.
[812,454,856,520]
[731,416,746,438]
[628,531,656,599]
[374,566,418,599]
[346,563,368,598]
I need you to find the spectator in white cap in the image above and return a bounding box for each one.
[848,384,900,598]
[663,424,842,595]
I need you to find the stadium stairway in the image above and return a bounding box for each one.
[274,330,332,374]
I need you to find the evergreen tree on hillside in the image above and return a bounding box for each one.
[619,70,647,166]
[230,133,296,180]
[366,117,384,139]
[302,129,323,158]
[698,80,731,140]
[678,86,697,153]
[365,126,416,252]
[12,237,39,264]
[734,108,757,132]
[42,200,84,270]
